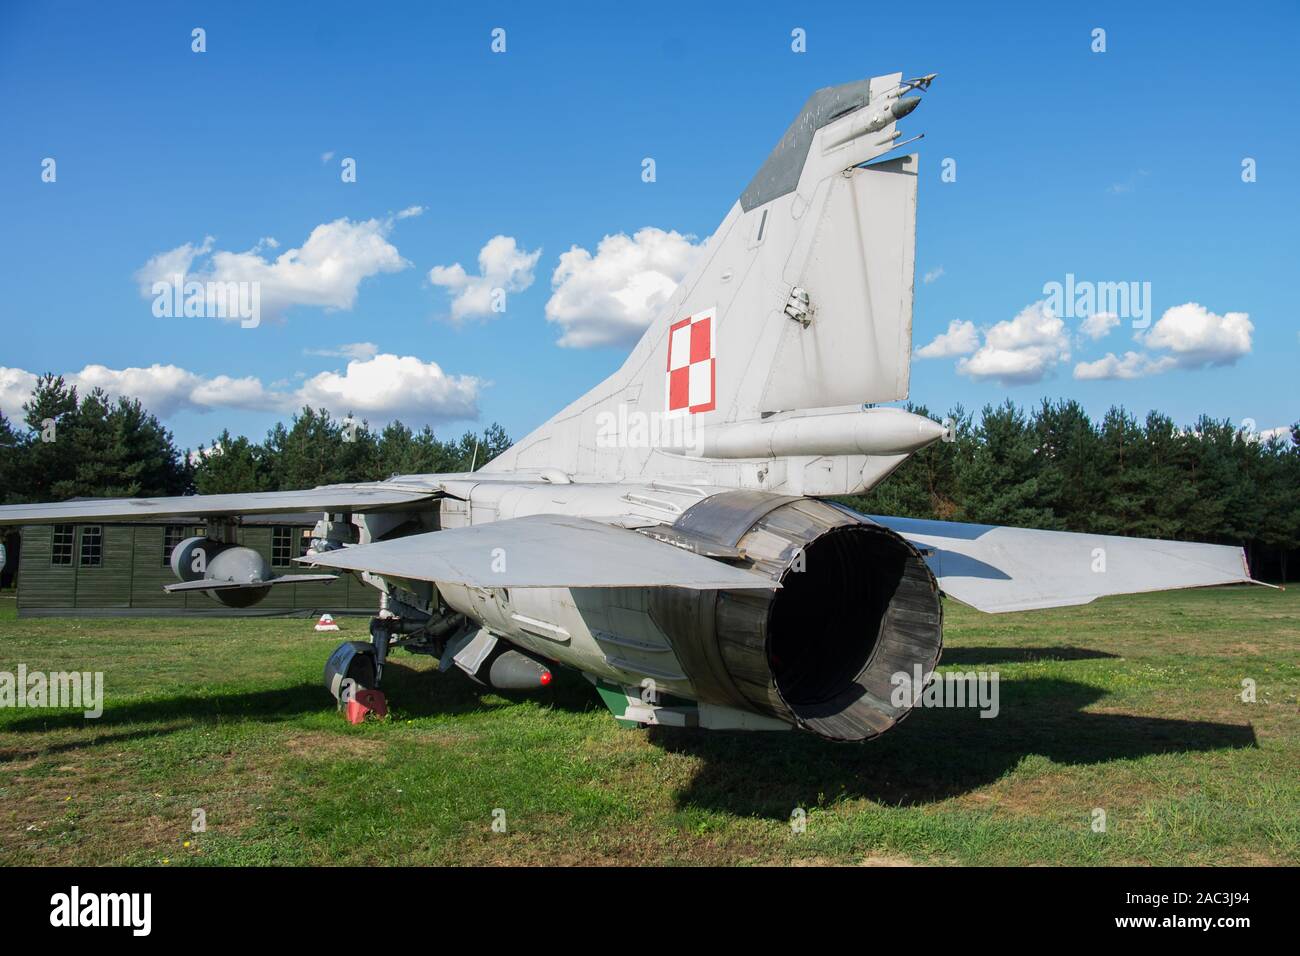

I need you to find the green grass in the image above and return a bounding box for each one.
[0,585,1296,866]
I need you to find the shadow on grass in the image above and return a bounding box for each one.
[0,726,195,763]
[648,676,1258,816]
[0,659,598,746]
[940,646,1119,665]
[383,659,600,719]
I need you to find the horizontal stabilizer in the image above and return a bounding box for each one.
[162,573,338,593]
[871,515,1253,613]
[298,514,777,590]
[0,485,436,525]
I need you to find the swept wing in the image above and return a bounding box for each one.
[872,514,1253,613]
[298,513,776,590]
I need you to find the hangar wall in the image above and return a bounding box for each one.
[16,517,376,618]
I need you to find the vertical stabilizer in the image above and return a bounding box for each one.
[487,73,937,496]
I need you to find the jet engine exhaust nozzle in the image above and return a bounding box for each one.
[651,493,943,741]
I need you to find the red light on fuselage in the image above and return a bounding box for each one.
[540,669,553,686]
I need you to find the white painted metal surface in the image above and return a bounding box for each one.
[664,407,945,458]
[0,484,436,525]
[874,515,1253,613]
[483,76,928,497]
[299,513,776,590]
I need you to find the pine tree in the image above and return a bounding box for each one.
[193,430,270,494]
[1033,398,1104,532]
[332,412,380,483]
[376,422,461,476]
[455,424,513,471]
[104,396,190,497]
[264,407,348,490]
[0,411,22,504]
[1180,416,1243,544]
[957,401,1059,529]
[1093,407,1148,537]
[1134,412,1198,540]
[51,387,117,500]
[21,374,79,501]
[1252,427,1299,580]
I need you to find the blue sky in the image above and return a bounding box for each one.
[2,0,1296,451]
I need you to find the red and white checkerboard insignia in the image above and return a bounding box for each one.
[665,307,716,414]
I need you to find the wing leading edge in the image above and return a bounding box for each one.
[871,514,1253,613]
[297,513,777,590]
[0,485,437,525]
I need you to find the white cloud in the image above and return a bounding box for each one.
[1139,302,1253,368]
[0,367,39,422]
[545,227,705,348]
[922,266,945,284]
[188,374,284,412]
[304,342,380,361]
[135,213,416,322]
[320,151,335,164]
[78,365,279,416]
[956,301,1071,385]
[1079,311,1120,340]
[297,354,480,422]
[428,235,541,321]
[1255,426,1293,444]
[0,354,481,427]
[1073,350,1176,381]
[915,319,978,359]
[0,363,280,419]
[138,236,215,285]
[188,443,220,466]
[1072,303,1253,381]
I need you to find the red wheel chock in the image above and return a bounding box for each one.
[344,689,387,724]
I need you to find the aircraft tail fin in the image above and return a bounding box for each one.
[487,73,933,495]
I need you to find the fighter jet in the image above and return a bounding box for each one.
[0,74,1254,740]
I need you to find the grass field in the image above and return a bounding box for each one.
[0,585,1295,866]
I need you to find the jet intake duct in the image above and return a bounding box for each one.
[650,492,942,741]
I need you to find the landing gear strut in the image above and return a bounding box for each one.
[321,620,396,722]
[322,610,466,722]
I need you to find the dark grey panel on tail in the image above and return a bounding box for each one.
[739,78,872,212]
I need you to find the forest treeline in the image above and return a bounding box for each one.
[842,400,1299,580]
[0,374,511,503]
[1,376,1296,578]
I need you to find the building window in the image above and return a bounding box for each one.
[299,528,313,558]
[272,526,293,567]
[163,525,187,566]
[79,525,103,567]
[52,524,74,566]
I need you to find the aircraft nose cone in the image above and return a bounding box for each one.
[890,96,921,120]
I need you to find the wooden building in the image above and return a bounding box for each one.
[16,514,376,617]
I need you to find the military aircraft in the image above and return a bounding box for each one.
[0,73,1254,740]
